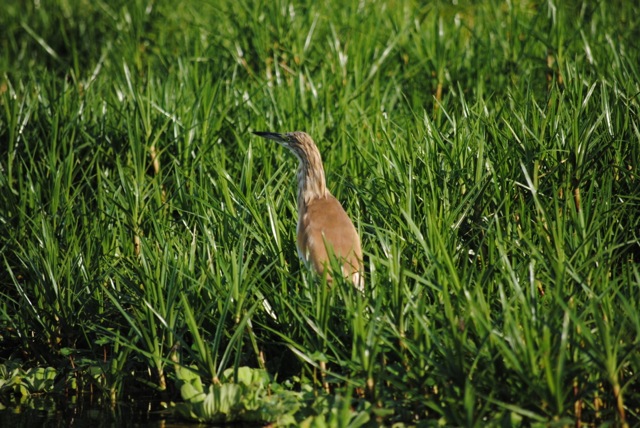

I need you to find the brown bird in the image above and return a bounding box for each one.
[253,131,364,291]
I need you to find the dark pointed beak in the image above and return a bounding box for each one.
[253,132,287,143]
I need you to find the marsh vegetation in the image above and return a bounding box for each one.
[1,0,639,425]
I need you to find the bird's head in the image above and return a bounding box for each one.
[253,131,318,162]
[253,131,311,147]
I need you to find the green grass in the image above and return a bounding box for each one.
[1,0,639,425]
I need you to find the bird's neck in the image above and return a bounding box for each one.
[296,151,328,208]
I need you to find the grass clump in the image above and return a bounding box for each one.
[1,0,639,425]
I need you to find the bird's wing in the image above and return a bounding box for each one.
[298,195,362,275]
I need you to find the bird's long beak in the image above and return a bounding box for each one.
[253,131,287,143]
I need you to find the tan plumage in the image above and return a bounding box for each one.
[253,131,364,291]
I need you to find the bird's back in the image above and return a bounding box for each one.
[297,194,363,288]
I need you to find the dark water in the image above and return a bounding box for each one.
[0,396,197,428]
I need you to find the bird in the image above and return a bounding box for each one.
[253,131,364,291]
